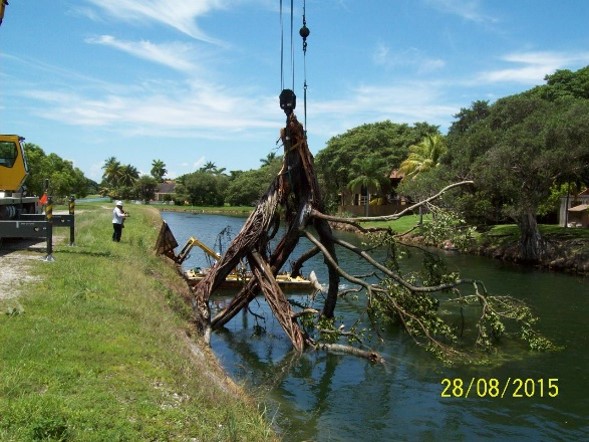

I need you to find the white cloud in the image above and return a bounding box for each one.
[424,0,495,24]
[310,81,456,137]
[478,51,589,84]
[22,78,279,139]
[84,0,229,44]
[86,36,200,72]
[193,156,206,170]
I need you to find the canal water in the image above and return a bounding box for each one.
[162,212,589,441]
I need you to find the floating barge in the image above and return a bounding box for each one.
[183,267,318,292]
[155,221,320,292]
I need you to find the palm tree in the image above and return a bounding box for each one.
[150,159,167,182]
[347,157,384,216]
[260,152,277,167]
[398,134,447,179]
[102,156,122,186]
[200,161,217,173]
[399,134,447,224]
[199,161,226,175]
[118,164,139,187]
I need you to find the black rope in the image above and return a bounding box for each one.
[301,0,308,136]
[280,0,284,91]
[279,0,310,132]
[290,0,295,91]
[280,0,296,92]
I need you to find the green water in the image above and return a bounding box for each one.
[163,212,589,441]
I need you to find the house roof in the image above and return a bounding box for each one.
[568,204,589,212]
[156,181,175,194]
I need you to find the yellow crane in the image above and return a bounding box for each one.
[0,3,75,257]
[0,135,39,220]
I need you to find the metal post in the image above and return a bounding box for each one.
[68,195,75,246]
[44,195,55,262]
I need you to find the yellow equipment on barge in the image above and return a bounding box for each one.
[155,221,320,292]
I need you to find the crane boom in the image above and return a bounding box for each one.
[0,0,8,27]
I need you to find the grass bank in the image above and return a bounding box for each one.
[362,214,589,273]
[0,203,276,441]
[157,204,253,216]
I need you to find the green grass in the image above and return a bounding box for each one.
[0,205,276,441]
[361,214,430,233]
[154,204,253,216]
[486,223,589,238]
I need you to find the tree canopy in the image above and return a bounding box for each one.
[225,156,283,206]
[150,159,167,182]
[315,121,440,209]
[398,134,447,179]
[24,143,90,199]
[174,170,229,206]
[441,66,589,261]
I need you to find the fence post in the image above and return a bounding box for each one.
[44,196,55,262]
[68,195,75,246]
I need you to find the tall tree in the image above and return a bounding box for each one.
[175,171,228,206]
[135,175,158,203]
[199,161,226,175]
[102,157,122,187]
[226,157,283,206]
[347,157,386,216]
[260,152,278,167]
[150,159,167,182]
[316,120,440,210]
[447,93,589,262]
[398,134,447,179]
[24,143,90,198]
[118,164,139,187]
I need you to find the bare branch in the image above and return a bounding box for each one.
[303,231,385,299]
[311,181,474,224]
[330,234,476,294]
[315,343,385,364]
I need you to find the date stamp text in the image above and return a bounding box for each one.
[440,377,559,398]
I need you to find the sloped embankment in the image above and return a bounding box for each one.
[0,203,276,441]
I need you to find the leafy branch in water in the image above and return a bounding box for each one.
[362,240,561,364]
[295,227,561,366]
[418,205,477,251]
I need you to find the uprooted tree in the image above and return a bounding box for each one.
[189,101,558,365]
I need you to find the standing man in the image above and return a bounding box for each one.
[112,200,129,242]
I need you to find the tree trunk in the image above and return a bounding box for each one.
[191,112,339,351]
[518,211,544,263]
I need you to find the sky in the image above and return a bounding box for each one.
[1,1,589,182]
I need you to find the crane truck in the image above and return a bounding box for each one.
[0,133,76,259]
[0,134,40,220]
[1,4,75,259]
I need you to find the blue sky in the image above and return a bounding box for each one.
[2,1,589,182]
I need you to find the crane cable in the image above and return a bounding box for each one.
[279,0,295,92]
[279,0,310,137]
[300,0,309,136]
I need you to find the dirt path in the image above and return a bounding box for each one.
[0,238,48,300]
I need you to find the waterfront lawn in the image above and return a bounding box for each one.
[152,203,253,216]
[361,214,428,233]
[0,205,276,441]
[362,214,589,239]
[487,223,589,238]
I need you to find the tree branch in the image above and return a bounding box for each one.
[311,180,474,224]
[315,343,385,364]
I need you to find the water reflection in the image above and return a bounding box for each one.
[162,211,589,441]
